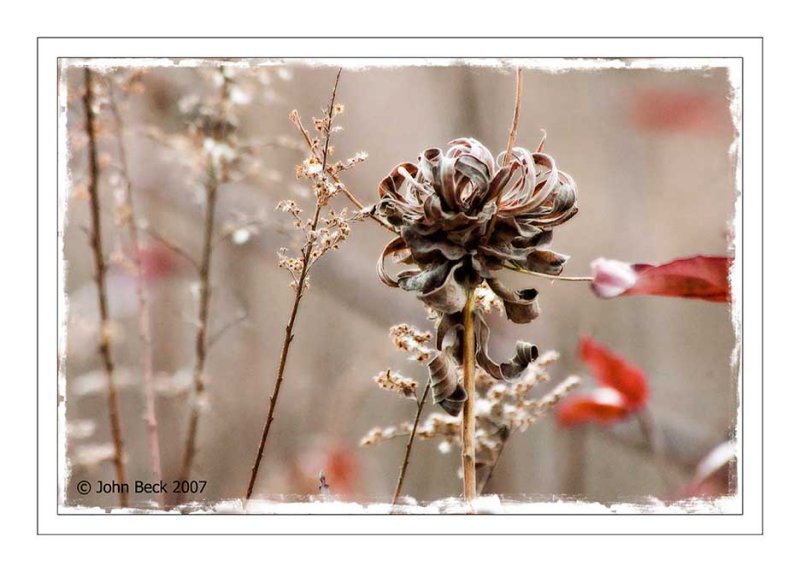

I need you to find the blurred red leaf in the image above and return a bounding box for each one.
[681,441,737,498]
[299,441,361,498]
[631,89,731,134]
[580,336,649,407]
[139,240,184,282]
[557,337,649,427]
[591,256,732,303]
[556,389,630,426]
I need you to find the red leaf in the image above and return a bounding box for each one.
[579,336,649,409]
[556,390,631,426]
[139,240,184,282]
[630,89,731,134]
[591,256,732,303]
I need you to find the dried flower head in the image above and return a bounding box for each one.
[373,369,419,400]
[376,138,578,414]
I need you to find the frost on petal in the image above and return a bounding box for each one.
[590,258,638,298]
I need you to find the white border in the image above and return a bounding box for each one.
[38,37,762,534]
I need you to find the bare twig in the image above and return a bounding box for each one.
[477,427,511,495]
[636,407,678,491]
[82,68,128,507]
[207,309,248,351]
[502,67,524,168]
[106,75,164,506]
[461,291,477,510]
[177,69,233,502]
[483,67,524,244]
[391,382,431,506]
[245,69,343,501]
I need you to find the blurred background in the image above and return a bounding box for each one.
[61,60,738,509]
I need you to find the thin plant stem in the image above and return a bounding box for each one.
[391,382,431,506]
[477,427,511,495]
[82,67,128,507]
[461,290,478,510]
[636,407,677,491]
[245,69,342,502]
[484,67,523,243]
[177,70,232,503]
[502,67,524,168]
[106,77,164,506]
[505,264,594,282]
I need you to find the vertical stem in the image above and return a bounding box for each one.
[636,408,676,492]
[461,290,477,509]
[477,427,511,495]
[484,67,523,243]
[391,382,431,506]
[176,69,231,504]
[107,78,164,507]
[502,67,524,167]
[176,163,219,502]
[245,69,342,502]
[82,67,128,507]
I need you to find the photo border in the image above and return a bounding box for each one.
[37,36,763,535]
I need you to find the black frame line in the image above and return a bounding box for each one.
[37,36,763,535]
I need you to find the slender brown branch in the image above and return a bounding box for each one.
[461,291,477,510]
[478,427,511,495]
[177,69,232,503]
[106,76,164,507]
[245,69,342,502]
[502,67,524,168]
[207,309,248,351]
[391,382,431,506]
[484,67,524,244]
[82,68,128,507]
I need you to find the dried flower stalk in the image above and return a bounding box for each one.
[106,75,164,506]
[372,68,581,506]
[461,290,478,507]
[81,67,128,507]
[177,67,235,501]
[392,381,431,505]
[246,69,346,501]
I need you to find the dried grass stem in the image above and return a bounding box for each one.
[461,291,477,509]
[107,78,164,506]
[245,69,342,501]
[82,67,128,507]
[391,382,431,505]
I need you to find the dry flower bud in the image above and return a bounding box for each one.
[373,369,418,400]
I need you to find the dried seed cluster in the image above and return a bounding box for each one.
[361,347,580,471]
